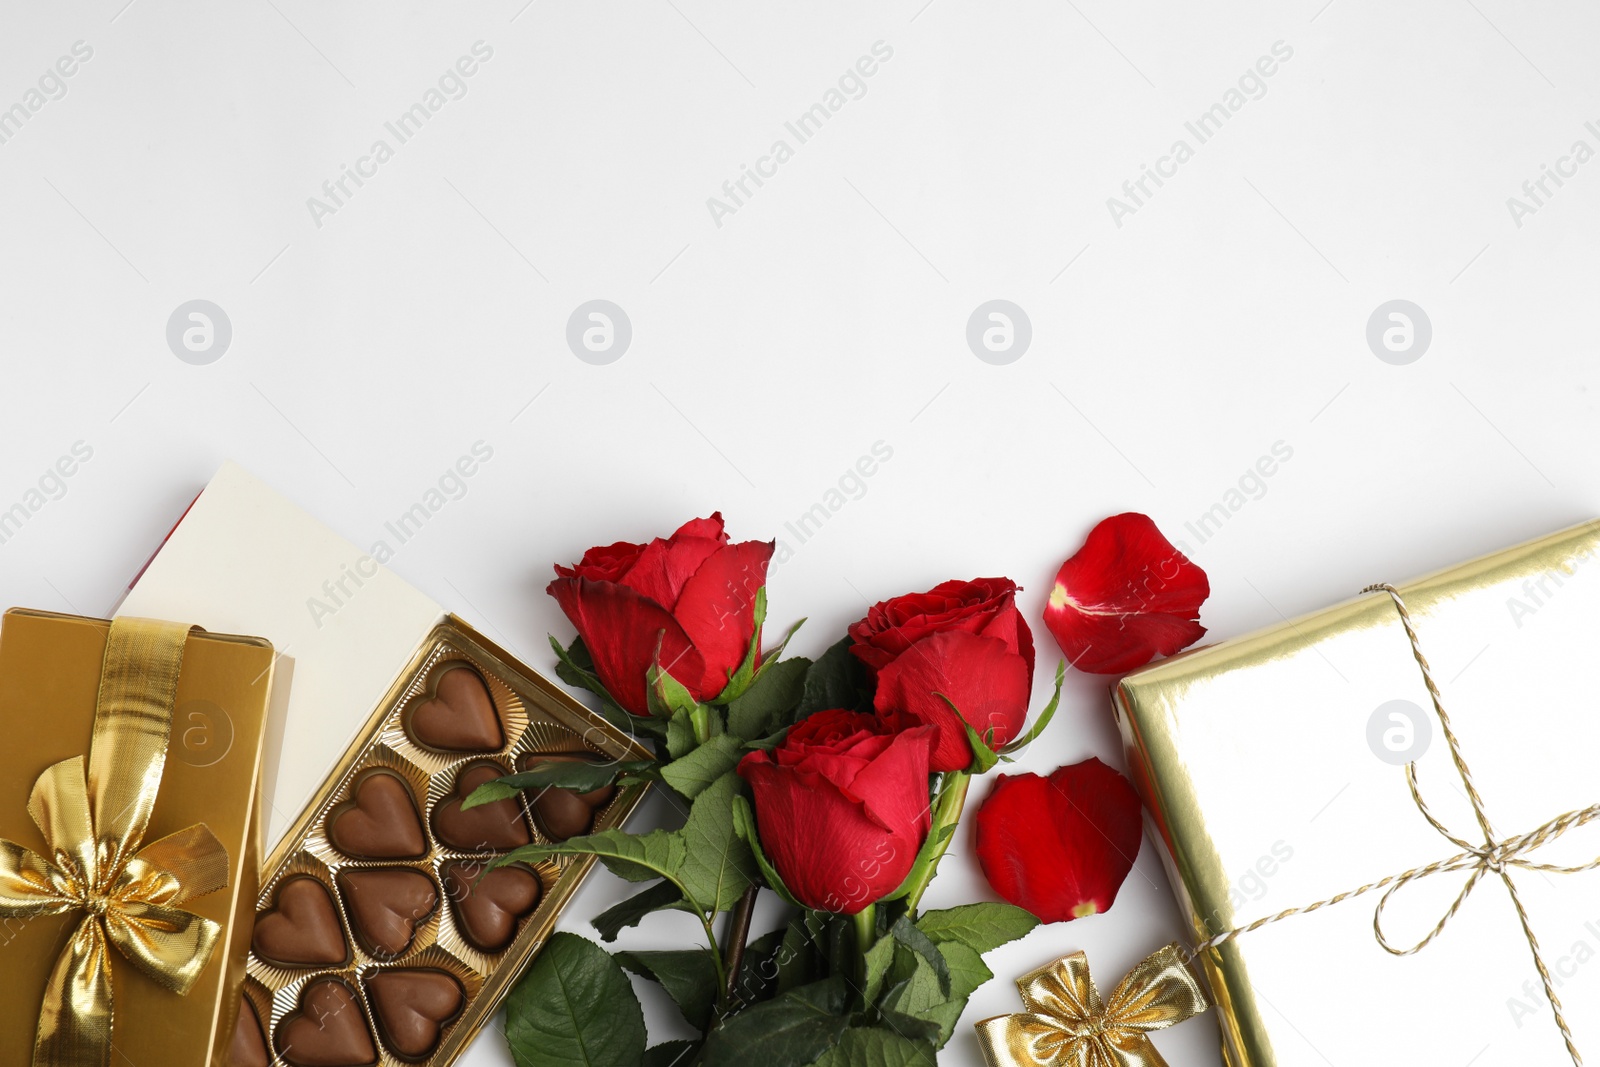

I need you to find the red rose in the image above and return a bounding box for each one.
[548,514,773,715]
[849,577,1034,673]
[737,709,935,914]
[851,578,1035,772]
[974,758,1143,923]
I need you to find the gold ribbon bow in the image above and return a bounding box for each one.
[0,618,230,1067]
[974,944,1208,1067]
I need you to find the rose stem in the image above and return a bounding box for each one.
[721,882,760,1007]
[852,903,878,999]
[900,771,972,913]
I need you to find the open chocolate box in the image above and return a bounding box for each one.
[120,464,651,1066]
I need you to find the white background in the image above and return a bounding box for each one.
[3,1,1599,1064]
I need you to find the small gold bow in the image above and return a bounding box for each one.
[0,618,230,1067]
[974,943,1208,1067]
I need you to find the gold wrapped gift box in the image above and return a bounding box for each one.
[0,609,274,1067]
[1115,522,1600,1066]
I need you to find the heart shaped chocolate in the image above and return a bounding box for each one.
[442,860,543,953]
[276,978,377,1067]
[366,969,465,1061]
[431,760,530,852]
[252,876,348,968]
[406,665,504,753]
[230,996,270,1067]
[337,867,438,960]
[328,771,427,861]
[521,753,617,842]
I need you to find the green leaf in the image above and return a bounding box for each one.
[591,880,684,942]
[733,794,802,908]
[915,902,1040,956]
[867,1010,943,1047]
[796,638,873,720]
[876,953,960,1049]
[504,932,645,1067]
[700,977,850,1067]
[940,941,995,1003]
[501,828,687,890]
[889,916,949,997]
[729,927,787,1009]
[712,586,768,705]
[616,948,721,1032]
[811,1028,937,1067]
[726,656,811,741]
[860,933,896,1006]
[665,704,700,760]
[661,734,745,800]
[552,633,600,688]
[642,1041,700,1067]
[462,760,652,810]
[775,912,823,994]
[677,772,760,914]
[1000,661,1065,756]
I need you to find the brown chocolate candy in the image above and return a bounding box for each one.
[276,978,377,1067]
[328,771,427,861]
[406,665,504,753]
[366,969,465,1062]
[431,760,530,852]
[520,753,616,842]
[337,867,438,959]
[442,860,542,953]
[252,876,348,968]
[230,996,270,1067]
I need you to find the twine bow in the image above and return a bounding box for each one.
[0,618,230,1067]
[974,944,1208,1067]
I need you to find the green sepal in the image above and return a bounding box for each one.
[711,586,768,705]
[733,793,802,908]
[1000,661,1065,756]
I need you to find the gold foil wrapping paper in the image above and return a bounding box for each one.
[0,609,275,1067]
[1114,521,1600,1067]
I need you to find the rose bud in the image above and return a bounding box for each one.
[737,709,936,914]
[1044,512,1209,675]
[850,578,1035,772]
[974,758,1143,923]
[548,514,773,716]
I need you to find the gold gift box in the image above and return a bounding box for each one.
[0,608,274,1067]
[1115,522,1600,1066]
[119,463,653,1065]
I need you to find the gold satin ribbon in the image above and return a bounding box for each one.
[0,618,230,1067]
[974,944,1208,1067]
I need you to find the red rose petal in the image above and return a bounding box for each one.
[547,576,706,715]
[872,630,1032,772]
[618,516,729,610]
[1044,513,1209,675]
[671,539,774,697]
[845,725,938,835]
[974,758,1144,924]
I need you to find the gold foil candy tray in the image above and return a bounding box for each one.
[244,617,651,1066]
